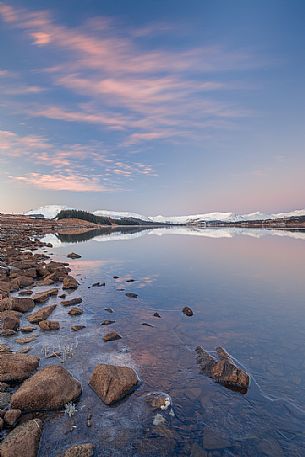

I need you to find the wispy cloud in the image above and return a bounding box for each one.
[0,128,156,192]
[0,3,260,144]
[10,173,106,192]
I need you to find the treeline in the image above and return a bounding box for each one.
[57,209,112,225]
[56,209,153,226]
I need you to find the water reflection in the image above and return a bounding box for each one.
[40,226,305,246]
[32,227,305,455]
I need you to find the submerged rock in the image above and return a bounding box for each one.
[144,392,172,410]
[71,325,86,332]
[0,419,43,457]
[89,364,138,405]
[27,304,56,324]
[196,346,249,392]
[104,307,114,313]
[153,312,161,318]
[0,353,39,382]
[125,292,138,299]
[92,281,105,287]
[11,365,82,411]
[103,331,121,342]
[58,443,94,457]
[101,320,115,326]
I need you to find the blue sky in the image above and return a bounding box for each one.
[0,0,304,215]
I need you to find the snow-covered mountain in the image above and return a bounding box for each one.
[94,209,152,222]
[24,205,305,225]
[25,205,70,219]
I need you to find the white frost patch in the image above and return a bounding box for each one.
[153,414,166,426]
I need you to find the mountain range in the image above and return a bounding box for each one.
[24,205,305,226]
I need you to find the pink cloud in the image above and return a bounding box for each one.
[10,172,107,192]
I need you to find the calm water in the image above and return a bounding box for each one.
[9,227,305,456]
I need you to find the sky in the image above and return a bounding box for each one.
[0,0,304,215]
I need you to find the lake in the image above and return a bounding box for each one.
[24,227,305,456]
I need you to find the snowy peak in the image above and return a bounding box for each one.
[93,209,152,222]
[25,205,71,219]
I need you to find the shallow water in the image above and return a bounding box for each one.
[5,227,305,456]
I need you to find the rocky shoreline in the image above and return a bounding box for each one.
[0,213,250,456]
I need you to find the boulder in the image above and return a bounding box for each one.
[59,443,94,457]
[0,353,39,382]
[0,297,12,312]
[0,310,20,331]
[27,304,56,324]
[39,320,60,331]
[15,276,34,288]
[63,276,79,289]
[101,320,115,326]
[32,288,58,304]
[0,419,43,457]
[103,331,121,342]
[61,297,82,307]
[11,365,82,411]
[4,409,22,426]
[89,364,138,405]
[12,297,35,313]
[196,346,249,392]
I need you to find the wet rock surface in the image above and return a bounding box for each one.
[61,297,82,306]
[27,304,57,324]
[63,275,79,289]
[39,320,60,331]
[182,306,193,316]
[89,364,138,405]
[196,346,250,392]
[11,365,82,411]
[32,288,58,304]
[67,252,82,259]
